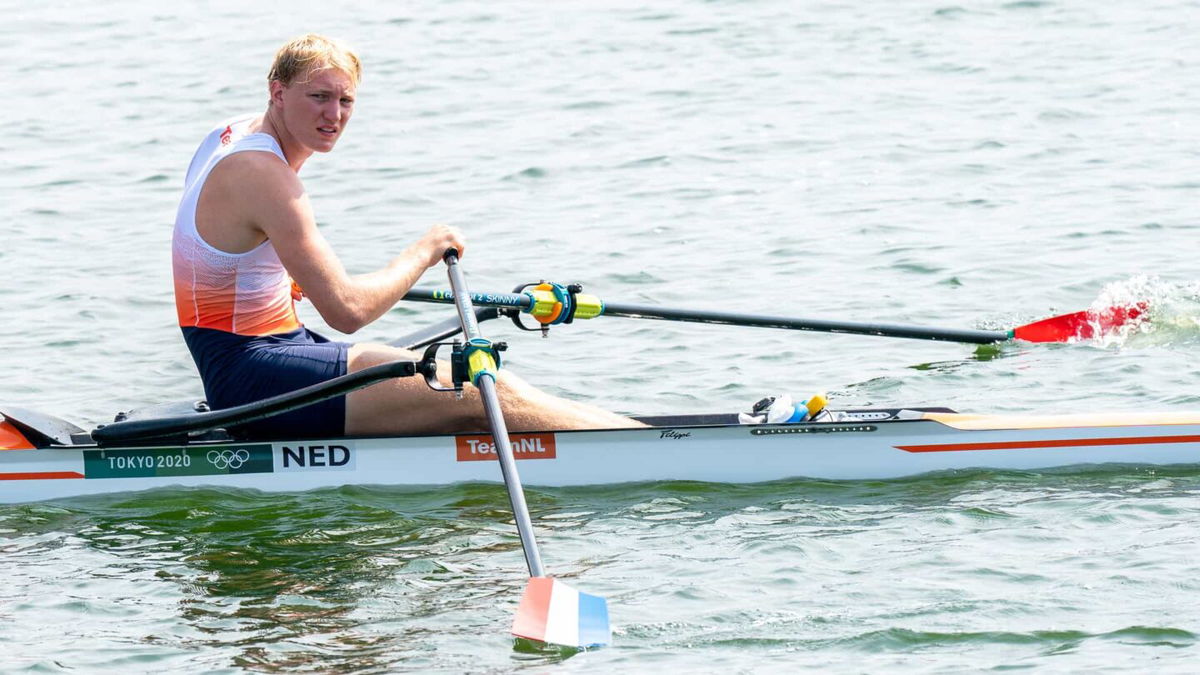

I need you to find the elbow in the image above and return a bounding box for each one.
[327,317,365,334]
[322,304,372,335]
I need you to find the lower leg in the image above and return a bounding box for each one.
[491,370,646,431]
[344,343,646,436]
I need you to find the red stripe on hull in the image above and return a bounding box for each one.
[0,471,85,481]
[897,434,1200,453]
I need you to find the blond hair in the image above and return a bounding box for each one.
[267,33,362,86]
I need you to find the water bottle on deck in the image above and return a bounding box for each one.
[738,393,829,424]
[802,393,831,422]
[800,393,864,423]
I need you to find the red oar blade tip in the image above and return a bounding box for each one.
[512,576,611,649]
[1011,302,1149,344]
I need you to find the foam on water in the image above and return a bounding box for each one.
[1090,275,1200,348]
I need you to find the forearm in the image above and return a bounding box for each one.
[339,245,430,329]
[311,224,465,334]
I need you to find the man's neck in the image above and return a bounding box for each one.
[258,108,311,173]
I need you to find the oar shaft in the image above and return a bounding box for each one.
[443,271,486,337]
[93,359,423,444]
[405,288,533,312]
[403,286,1009,344]
[600,301,1010,344]
[476,375,545,578]
[443,256,546,578]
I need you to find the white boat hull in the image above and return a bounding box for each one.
[3,411,1200,503]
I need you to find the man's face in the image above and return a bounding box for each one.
[271,67,356,153]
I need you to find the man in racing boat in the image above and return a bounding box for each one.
[173,33,644,438]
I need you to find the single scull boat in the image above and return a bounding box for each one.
[0,285,1187,505]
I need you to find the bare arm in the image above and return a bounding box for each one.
[234,154,465,333]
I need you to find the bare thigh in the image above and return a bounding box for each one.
[344,343,488,436]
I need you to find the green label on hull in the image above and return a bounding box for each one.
[83,445,274,479]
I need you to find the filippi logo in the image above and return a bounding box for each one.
[455,433,556,462]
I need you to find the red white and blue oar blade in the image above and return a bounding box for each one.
[1011,302,1148,343]
[512,576,611,649]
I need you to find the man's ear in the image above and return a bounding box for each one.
[268,80,286,107]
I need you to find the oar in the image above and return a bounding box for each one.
[92,359,431,443]
[441,253,611,649]
[402,286,1147,345]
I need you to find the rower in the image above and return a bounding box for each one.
[173,33,645,438]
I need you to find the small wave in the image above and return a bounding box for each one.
[933,6,971,18]
[501,166,547,181]
[561,100,613,111]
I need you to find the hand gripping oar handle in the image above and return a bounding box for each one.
[443,250,546,578]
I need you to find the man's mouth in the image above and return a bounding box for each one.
[317,125,338,137]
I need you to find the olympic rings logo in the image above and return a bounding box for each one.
[207,448,251,470]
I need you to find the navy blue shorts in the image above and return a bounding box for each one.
[182,326,350,438]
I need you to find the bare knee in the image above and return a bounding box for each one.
[348,343,420,372]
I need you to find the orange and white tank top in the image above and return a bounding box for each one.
[173,116,302,336]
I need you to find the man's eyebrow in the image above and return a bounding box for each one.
[310,87,355,96]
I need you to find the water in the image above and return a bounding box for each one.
[3,0,1200,670]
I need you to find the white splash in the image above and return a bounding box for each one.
[1090,275,1200,348]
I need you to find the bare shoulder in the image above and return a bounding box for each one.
[231,154,316,241]
[196,150,314,250]
[216,151,303,199]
